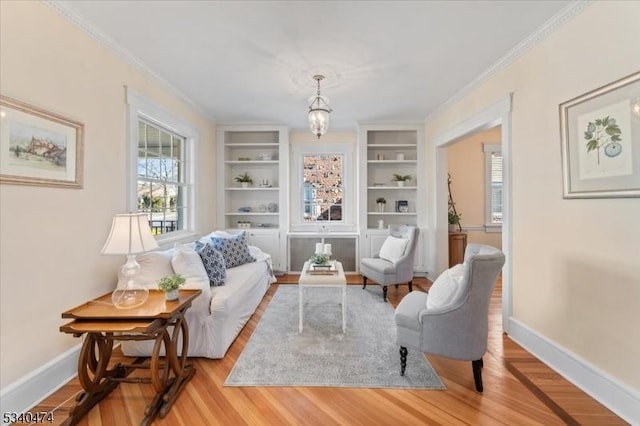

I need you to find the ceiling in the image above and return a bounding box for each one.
[56,0,574,130]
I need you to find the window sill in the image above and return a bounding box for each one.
[155,230,199,249]
[484,224,502,233]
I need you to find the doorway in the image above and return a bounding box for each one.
[433,94,512,333]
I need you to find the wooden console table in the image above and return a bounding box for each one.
[448,232,468,267]
[60,289,201,426]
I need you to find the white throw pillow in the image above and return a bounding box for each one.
[379,236,409,263]
[171,245,209,285]
[426,263,465,309]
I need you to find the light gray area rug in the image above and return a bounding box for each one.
[225,285,445,389]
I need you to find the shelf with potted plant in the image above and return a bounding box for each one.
[359,124,424,271]
[216,125,289,272]
[225,160,279,165]
[391,174,412,187]
[367,185,417,189]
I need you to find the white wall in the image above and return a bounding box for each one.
[426,0,640,396]
[0,1,216,389]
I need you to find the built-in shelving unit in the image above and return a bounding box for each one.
[358,124,426,272]
[216,125,289,272]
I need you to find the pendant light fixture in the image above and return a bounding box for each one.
[308,75,333,139]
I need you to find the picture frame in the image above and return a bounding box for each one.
[395,200,409,213]
[1,95,84,188]
[559,72,640,198]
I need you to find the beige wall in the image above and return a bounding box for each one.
[426,1,640,390]
[0,2,216,388]
[447,126,502,248]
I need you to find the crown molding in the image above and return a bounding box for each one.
[42,0,213,121]
[425,0,592,123]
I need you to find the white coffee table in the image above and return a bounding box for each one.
[298,260,347,333]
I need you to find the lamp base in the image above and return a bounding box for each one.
[112,255,149,309]
[112,285,149,309]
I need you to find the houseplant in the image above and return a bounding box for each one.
[158,274,186,301]
[447,173,462,232]
[376,197,386,212]
[392,174,411,187]
[448,212,462,233]
[235,172,253,188]
[311,254,329,265]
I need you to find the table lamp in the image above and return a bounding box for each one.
[101,213,159,309]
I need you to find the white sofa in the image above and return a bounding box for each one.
[120,235,275,359]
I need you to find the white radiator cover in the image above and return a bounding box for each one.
[288,235,358,272]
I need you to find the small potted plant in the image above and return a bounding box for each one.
[235,172,253,188]
[448,212,462,233]
[392,174,412,187]
[311,254,329,265]
[158,274,186,301]
[376,197,386,212]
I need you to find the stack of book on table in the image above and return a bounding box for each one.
[308,260,338,275]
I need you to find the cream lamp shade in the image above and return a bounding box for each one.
[101,213,159,255]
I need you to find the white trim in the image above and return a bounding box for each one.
[459,225,484,232]
[484,225,502,233]
[509,318,640,425]
[0,344,80,423]
[43,1,212,121]
[125,87,198,237]
[432,94,512,334]
[425,0,591,123]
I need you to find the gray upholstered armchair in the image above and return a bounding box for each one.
[361,225,419,302]
[394,243,504,392]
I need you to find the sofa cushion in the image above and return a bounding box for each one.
[171,244,209,284]
[360,257,396,274]
[198,243,227,287]
[209,231,256,268]
[426,263,465,310]
[379,235,409,263]
[210,259,268,314]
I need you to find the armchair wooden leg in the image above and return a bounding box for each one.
[382,286,388,302]
[400,346,407,376]
[408,281,413,292]
[472,358,483,393]
[362,276,367,289]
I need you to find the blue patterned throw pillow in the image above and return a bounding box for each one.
[198,243,226,286]
[210,231,256,268]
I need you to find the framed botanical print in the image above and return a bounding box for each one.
[559,72,640,198]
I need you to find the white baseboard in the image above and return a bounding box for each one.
[0,344,80,424]
[509,318,640,425]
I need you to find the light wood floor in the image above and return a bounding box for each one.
[27,275,626,425]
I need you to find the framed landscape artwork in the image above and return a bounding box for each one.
[559,72,640,198]
[0,95,84,188]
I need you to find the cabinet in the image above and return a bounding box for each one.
[358,124,426,272]
[448,232,467,267]
[246,229,281,271]
[216,125,288,272]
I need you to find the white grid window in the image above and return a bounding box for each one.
[126,88,197,241]
[137,120,187,235]
[303,154,344,223]
[484,143,502,229]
